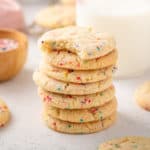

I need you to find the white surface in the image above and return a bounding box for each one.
[77,0,150,78]
[0,4,150,150]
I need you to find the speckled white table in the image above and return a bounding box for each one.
[0,4,150,150]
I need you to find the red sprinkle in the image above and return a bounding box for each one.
[67,95,73,98]
[59,63,64,66]
[76,76,81,80]
[53,122,56,126]
[90,108,98,114]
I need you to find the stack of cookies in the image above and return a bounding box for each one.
[33,26,118,134]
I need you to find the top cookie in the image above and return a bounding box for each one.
[38,26,116,60]
[99,136,150,150]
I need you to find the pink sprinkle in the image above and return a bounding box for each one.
[77,63,80,67]
[46,96,52,102]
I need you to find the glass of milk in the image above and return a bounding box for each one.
[77,0,150,78]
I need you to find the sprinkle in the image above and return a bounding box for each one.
[83,60,88,64]
[68,124,72,128]
[88,99,91,103]
[81,98,91,104]
[76,76,81,80]
[100,92,103,96]
[59,63,64,66]
[0,38,18,51]
[66,103,70,109]
[57,87,62,91]
[52,122,56,126]
[90,108,98,114]
[99,112,103,120]
[80,118,84,122]
[46,96,52,102]
[112,66,118,73]
[96,46,100,51]
[77,63,80,68]
[114,144,120,148]
[51,41,56,47]
[64,72,68,78]
[67,95,73,98]
[103,71,106,75]
[132,144,138,149]
[68,69,74,73]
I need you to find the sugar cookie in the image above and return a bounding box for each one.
[33,71,112,95]
[38,26,116,60]
[135,81,150,111]
[43,50,117,70]
[0,99,10,127]
[44,97,117,123]
[40,62,114,83]
[43,112,117,134]
[99,136,150,150]
[39,86,115,109]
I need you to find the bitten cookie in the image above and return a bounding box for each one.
[39,86,115,109]
[99,136,150,150]
[40,62,114,83]
[135,81,150,111]
[43,112,117,134]
[0,99,10,127]
[38,26,116,60]
[33,71,112,95]
[35,5,75,29]
[43,50,117,70]
[44,97,117,123]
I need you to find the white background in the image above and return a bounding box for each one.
[0,3,150,150]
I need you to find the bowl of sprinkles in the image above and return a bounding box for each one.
[0,38,18,52]
[0,29,28,81]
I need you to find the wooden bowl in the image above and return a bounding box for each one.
[0,29,28,81]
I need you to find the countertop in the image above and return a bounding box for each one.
[0,4,150,150]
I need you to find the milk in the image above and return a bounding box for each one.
[77,0,150,78]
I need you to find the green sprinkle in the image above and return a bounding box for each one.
[96,46,100,51]
[51,41,56,47]
[100,92,103,96]
[114,144,120,148]
[57,87,61,91]
[132,144,138,149]
[67,104,70,109]
[68,124,72,128]
[99,112,103,120]
[80,118,84,122]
